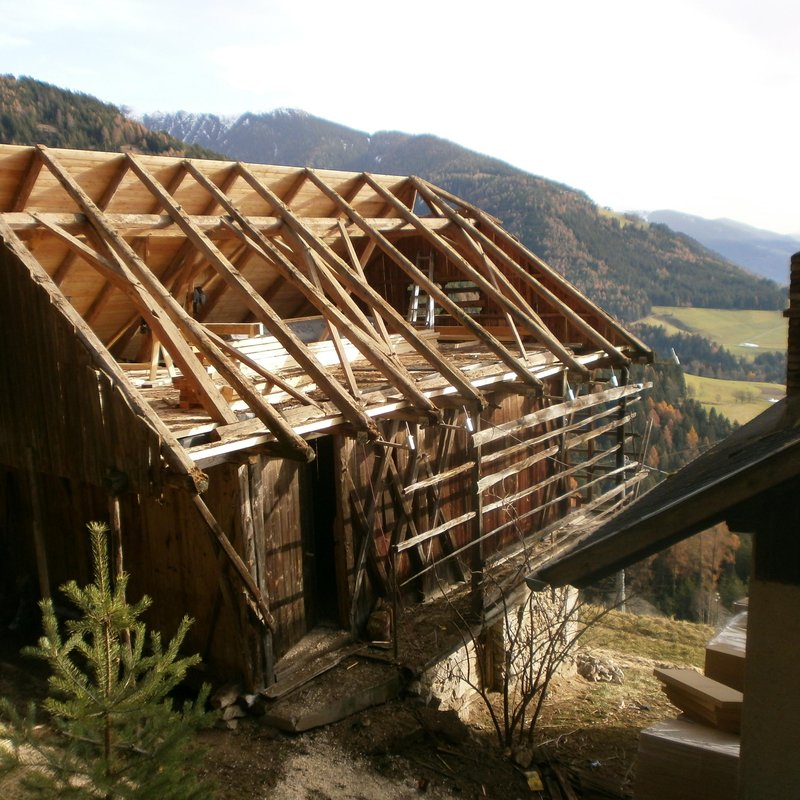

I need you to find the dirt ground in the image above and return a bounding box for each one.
[0,610,706,800]
[191,641,685,800]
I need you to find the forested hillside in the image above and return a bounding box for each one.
[146,109,786,321]
[644,210,798,285]
[0,75,218,158]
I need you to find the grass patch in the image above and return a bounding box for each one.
[535,610,716,795]
[582,608,712,667]
[685,373,784,424]
[641,306,787,358]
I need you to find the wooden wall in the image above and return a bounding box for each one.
[0,247,163,495]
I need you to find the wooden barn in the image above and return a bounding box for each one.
[0,144,651,689]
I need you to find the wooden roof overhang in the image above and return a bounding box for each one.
[0,144,652,488]
[531,395,800,589]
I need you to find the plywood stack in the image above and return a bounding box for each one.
[635,611,747,799]
[653,668,742,733]
[635,717,740,800]
[704,612,747,692]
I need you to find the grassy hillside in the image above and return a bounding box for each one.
[685,373,784,424]
[641,306,787,357]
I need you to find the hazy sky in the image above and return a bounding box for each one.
[3,0,799,234]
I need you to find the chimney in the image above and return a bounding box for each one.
[787,252,800,397]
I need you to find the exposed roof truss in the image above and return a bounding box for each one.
[0,144,651,470]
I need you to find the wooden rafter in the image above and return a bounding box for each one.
[38,148,319,460]
[124,152,381,438]
[336,220,393,351]
[181,161,443,417]
[31,211,235,426]
[421,181,629,363]
[305,169,546,391]
[364,173,589,374]
[12,150,43,211]
[284,230,362,399]
[272,226,389,349]
[203,328,321,409]
[52,159,130,288]
[234,165,486,405]
[415,177,646,357]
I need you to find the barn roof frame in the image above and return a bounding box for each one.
[0,144,651,490]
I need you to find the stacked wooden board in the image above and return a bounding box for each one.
[653,668,742,733]
[704,612,747,692]
[635,718,740,800]
[635,611,747,799]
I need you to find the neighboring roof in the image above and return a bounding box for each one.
[0,143,651,485]
[535,394,800,588]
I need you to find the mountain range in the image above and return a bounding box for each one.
[634,210,798,285]
[0,76,786,324]
[143,110,789,321]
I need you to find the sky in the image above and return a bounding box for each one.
[3,0,799,234]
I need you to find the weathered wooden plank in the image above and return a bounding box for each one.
[481,402,625,465]
[472,383,645,446]
[394,511,476,553]
[477,444,561,493]
[191,493,276,632]
[483,444,622,515]
[402,460,475,495]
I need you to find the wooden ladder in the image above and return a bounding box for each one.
[406,252,436,327]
